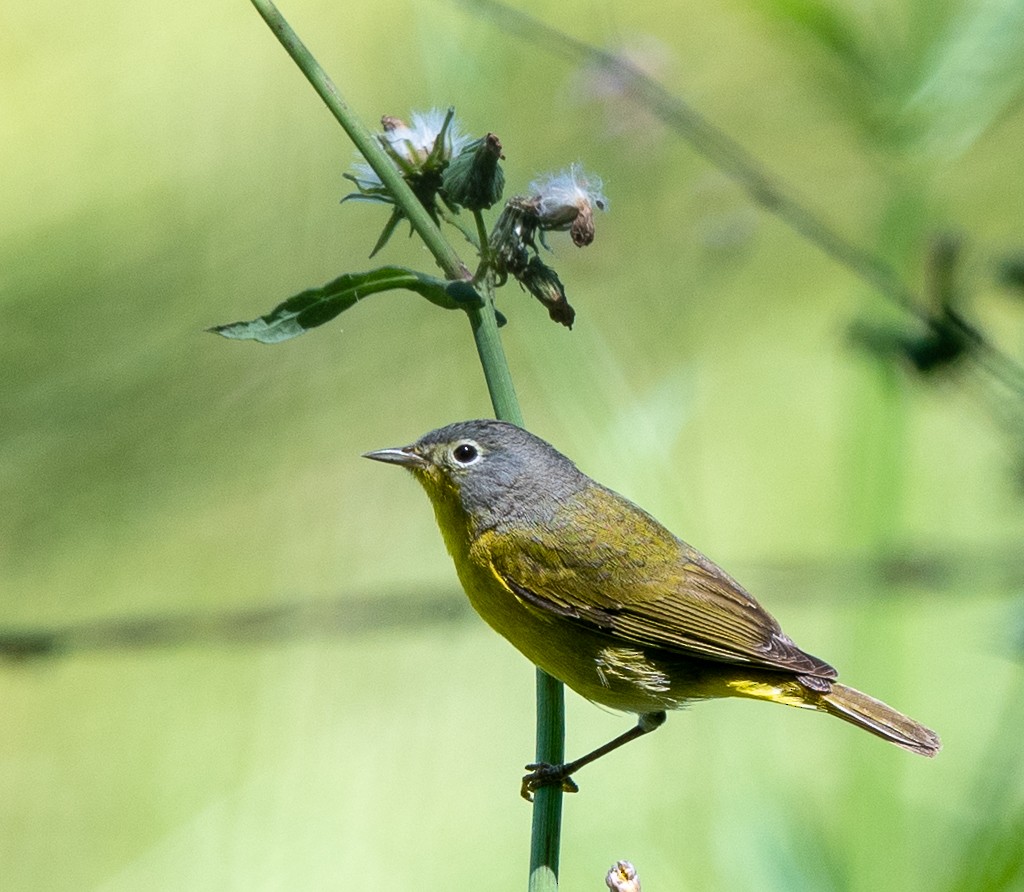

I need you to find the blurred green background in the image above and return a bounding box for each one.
[4,0,1024,888]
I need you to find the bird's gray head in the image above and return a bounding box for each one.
[363,419,587,531]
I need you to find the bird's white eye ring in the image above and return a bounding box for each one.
[452,441,480,465]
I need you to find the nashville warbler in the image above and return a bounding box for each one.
[365,419,939,798]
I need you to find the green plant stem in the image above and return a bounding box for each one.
[472,209,491,281]
[528,671,566,892]
[467,304,523,426]
[439,207,482,253]
[248,3,566,888]
[465,252,564,892]
[464,294,565,892]
[466,288,569,888]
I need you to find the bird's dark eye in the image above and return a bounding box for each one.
[452,442,479,464]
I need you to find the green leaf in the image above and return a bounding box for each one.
[209,266,479,344]
[368,208,405,258]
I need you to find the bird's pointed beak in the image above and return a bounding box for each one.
[362,445,429,469]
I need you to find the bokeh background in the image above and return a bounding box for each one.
[4,0,1024,888]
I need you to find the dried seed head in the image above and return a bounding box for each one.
[519,256,575,328]
[530,163,607,246]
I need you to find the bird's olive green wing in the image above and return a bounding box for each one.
[476,494,835,680]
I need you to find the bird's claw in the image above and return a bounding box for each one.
[520,762,580,801]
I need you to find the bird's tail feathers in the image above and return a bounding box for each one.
[820,682,940,757]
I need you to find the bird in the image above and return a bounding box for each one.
[364,419,940,798]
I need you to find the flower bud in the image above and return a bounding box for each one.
[442,133,506,211]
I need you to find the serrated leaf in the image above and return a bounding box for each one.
[209,266,479,344]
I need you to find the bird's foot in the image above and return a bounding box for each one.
[520,762,580,801]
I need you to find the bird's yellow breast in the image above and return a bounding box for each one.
[460,529,728,712]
